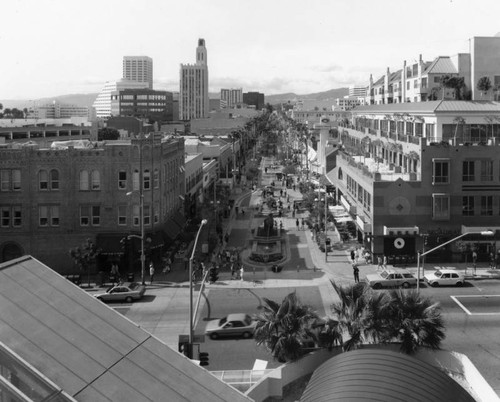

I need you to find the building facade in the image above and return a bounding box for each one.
[123,56,153,89]
[34,101,89,119]
[93,80,150,119]
[0,136,185,273]
[110,88,173,121]
[179,39,209,120]
[349,85,368,98]
[243,92,265,110]
[330,101,500,264]
[220,88,243,108]
[365,35,500,105]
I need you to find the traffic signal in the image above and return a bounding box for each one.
[199,352,209,366]
[178,335,192,358]
[209,267,219,283]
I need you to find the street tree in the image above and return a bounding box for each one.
[69,238,101,287]
[477,76,492,99]
[253,291,319,362]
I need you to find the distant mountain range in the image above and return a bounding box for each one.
[1,87,349,110]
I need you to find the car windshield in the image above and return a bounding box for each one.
[380,271,389,279]
[219,317,228,326]
[435,271,442,276]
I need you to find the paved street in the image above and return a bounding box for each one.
[89,155,500,397]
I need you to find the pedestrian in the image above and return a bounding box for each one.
[383,255,387,270]
[149,263,155,284]
[224,232,229,244]
[280,189,283,197]
[489,252,495,268]
[292,209,296,218]
[350,249,356,263]
[377,256,383,270]
[240,265,244,281]
[472,250,478,274]
[293,184,296,191]
[296,218,299,230]
[162,256,171,274]
[231,262,236,279]
[301,218,305,230]
[279,220,283,230]
[110,262,120,283]
[353,264,360,283]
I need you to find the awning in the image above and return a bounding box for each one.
[96,233,125,256]
[383,226,419,236]
[171,212,187,229]
[163,220,181,242]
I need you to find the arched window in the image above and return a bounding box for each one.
[91,170,101,190]
[50,169,59,190]
[39,170,48,190]
[143,169,151,190]
[133,169,140,191]
[80,170,89,190]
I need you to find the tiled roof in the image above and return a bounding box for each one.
[300,348,475,402]
[0,256,252,402]
[424,56,458,74]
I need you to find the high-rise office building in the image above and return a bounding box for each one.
[93,79,149,118]
[179,39,209,120]
[123,56,153,89]
[220,88,242,108]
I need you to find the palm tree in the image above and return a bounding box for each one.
[453,116,466,144]
[253,291,319,362]
[385,289,445,354]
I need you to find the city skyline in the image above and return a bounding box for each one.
[2,0,500,100]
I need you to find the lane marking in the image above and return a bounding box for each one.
[450,294,500,316]
[450,296,472,315]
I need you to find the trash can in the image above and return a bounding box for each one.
[127,273,135,282]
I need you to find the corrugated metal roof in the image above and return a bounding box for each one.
[435,100,500,112]
[424,56,458,74]
[0,256,252,402]
[353,101,500,114]
[300,349,475,402]
[353,101,442,113]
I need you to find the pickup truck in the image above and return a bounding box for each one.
[94,282,146,303]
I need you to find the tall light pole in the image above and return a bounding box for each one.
[324,190,328,263]
[416,230,494,291]
[189,219,208,356]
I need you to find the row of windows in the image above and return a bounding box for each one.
[432,194,500,220]
[1,204,164,228]
[28,167,177,192]
[433,159,500,184]
[346,174,371,212]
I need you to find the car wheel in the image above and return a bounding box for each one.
[373,283,382,290]
[401,282,410,289]
[456,281,463,287]
[431,282,439,288]
[125,296,133,303]
[209,333,219,340]
[242,332,251,339]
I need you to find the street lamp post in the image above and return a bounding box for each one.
[416,230,494,291]
[189,219,208,357]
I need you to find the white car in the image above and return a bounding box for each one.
[366,269,417,289]
[205,313,257,340]
[424,270,465,287]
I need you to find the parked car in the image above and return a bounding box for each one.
[94,282,146,303]
[366,269,417,289]
[205,313,257,340]
[424,269,465,287]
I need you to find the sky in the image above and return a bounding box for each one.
[2,0,500,100]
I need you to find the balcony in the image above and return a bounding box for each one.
[339,152,421,182]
